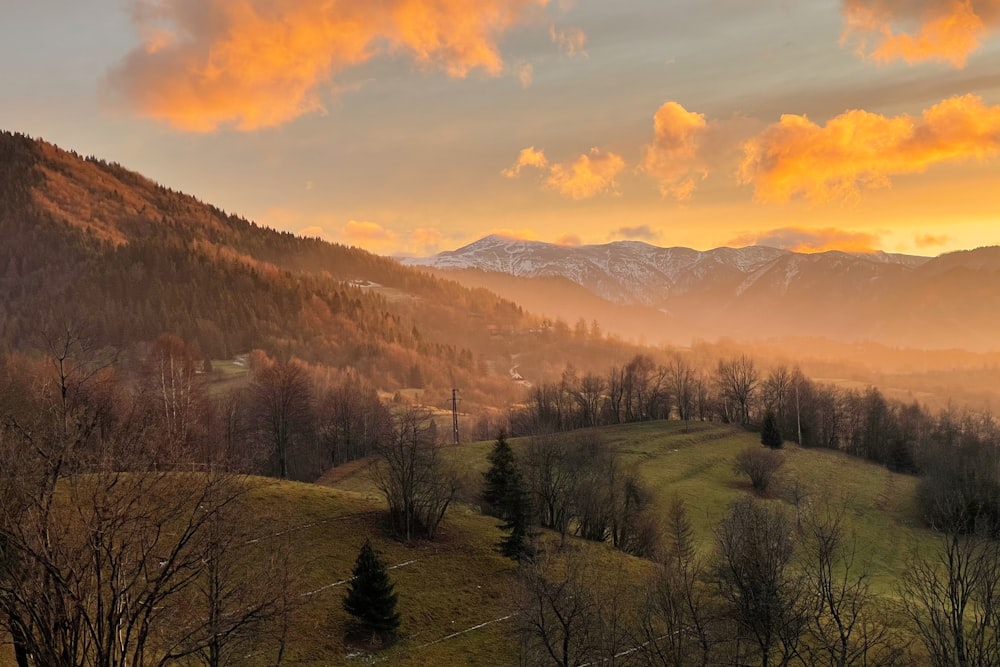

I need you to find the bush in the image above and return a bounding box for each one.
[734,447,785,494]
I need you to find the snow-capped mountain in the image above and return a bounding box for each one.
[403,235,926,308]
[403,236,1000,350]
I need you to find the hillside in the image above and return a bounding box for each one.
[405,235,1000,351]
[0,131,535,405]
[318,420,941,664]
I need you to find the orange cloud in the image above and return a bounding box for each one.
[739,94,1000,203]
[340,219,399,250]
[727,227,881,253]
[503,146,549,177]
[555,233,582,246]
[550,25,587,57]
[411,227,446,254]
[641,101,709,201]
[109,0,550,131]
[915,232,950,247]
[841,0,1000,67]
[546,148,625,199]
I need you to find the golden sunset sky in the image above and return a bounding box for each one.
[4,0,1000,255]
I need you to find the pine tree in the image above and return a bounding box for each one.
[498,479,534,562]
[761,410,783,449]
[481,430,519,518]
[342,539,401,641]
[482,431,534,561]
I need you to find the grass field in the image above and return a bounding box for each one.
[312,420,939,664]
[0,421,940,665]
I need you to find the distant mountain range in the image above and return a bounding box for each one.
[404,235,1000,351]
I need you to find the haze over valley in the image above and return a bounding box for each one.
[3,1,1000,665]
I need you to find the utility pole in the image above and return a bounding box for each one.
[451,388,460,445]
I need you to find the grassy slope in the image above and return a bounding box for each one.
[432,421,927,580]
[242,480,521,666]
[0,422,933,665]
[318,420,937,663]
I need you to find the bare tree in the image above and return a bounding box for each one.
[900,496,1000,667]
[144,334,204,454]
[574,372,605,429]
[157,497,297,667]
[251,359,315,480]
[316,374,390,466]
[715,496,807,667]
[762,366,792,429]
[370,407,459,541]
[606,365,626,424]
[666,355,696,423]
[524,435,576,539]
[515,549,602,667]
[0,332,286,667]
[799,504,904,667]
[638,498,716,667]
[716,355,758,425]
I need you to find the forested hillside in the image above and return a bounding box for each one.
[0,131,535,405]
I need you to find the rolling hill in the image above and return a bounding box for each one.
[313,420,936,665]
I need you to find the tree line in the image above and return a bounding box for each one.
[482,352,998,523]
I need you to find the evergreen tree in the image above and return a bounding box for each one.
[498,477,534,562]
[342,539,401,641]
[481,430,518,518]
[482,431,534,561]
[761,410,783,449]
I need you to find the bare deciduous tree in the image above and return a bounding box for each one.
[515,549,602,667]
[715,496,806,667]
[901,496,1000,667]
[251,359,315,480]
[799,504,904,667]
[638,498,716,667]
[370,407,459,541]
[716,355,758,425]
[0,331,289,667]
[666,355,696,424]
[524,435,576,540]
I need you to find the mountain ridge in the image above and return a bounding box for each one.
[404,235,1000,351]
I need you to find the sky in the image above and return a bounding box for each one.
[3,0,1000,256]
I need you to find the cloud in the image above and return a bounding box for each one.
[546,148,626,199]
[614,225,660,242]
[641,101,710,201]
[502,146,549,177]
[555,233,582,246]
[108,0,550,131]
[739,94,1000,203]
[727,227,881,253]
[411,227,445,254]
[550,25,587,57]
[914,232,950,247]
[504,146,624,199]
[514,61,534,88]
[841,0,1000,67]
[339,219,399,250]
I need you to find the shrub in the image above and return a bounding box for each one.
[734,447,785,494]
